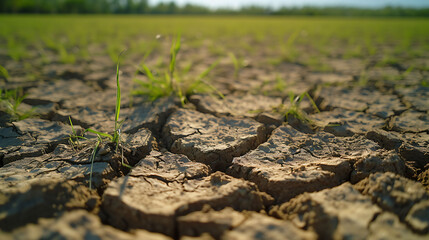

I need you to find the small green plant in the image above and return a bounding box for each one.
[400,65,414,80]
[67,116,87,150]
[85,51,125,151]
[76,51,130,189]
[0,65,9,80]
[0,88,36,121]
[357,70,369,86]
[134,34,223,106]
[58,45,76,64]
[7,37,27,61]
[228,52,244,80]
[281,30,300,62]
[274,75,287,92]
[275,92,320,124]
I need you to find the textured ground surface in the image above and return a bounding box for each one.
[1,30,429,239]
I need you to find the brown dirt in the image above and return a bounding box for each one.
[1,38,428,240]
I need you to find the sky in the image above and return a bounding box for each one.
[149,0,429,9]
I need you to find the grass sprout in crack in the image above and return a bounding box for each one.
[67,116,87,150]
[73,51,131,189]
[133,34,224,106]
[275,92,320,125]
[0,88,37,122]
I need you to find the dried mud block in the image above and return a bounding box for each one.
[1,119,76,165]
[227,125,385,202]
[177,207,246,239]
[355,172,429,232]
[28,102,58,119]
[189,94,283,125]
[315,86,406,118]
[351,150,405,183]
[327,59,365,75]
[13,118,73,145]
[1,127,152,192]
[50,143,119,186]
[122,97,178,133]
[369,212,428,240]
[306,73,353,85]
[418,169,429,192]
[365,94,407,119]
[0,210,172,240]
[61,89,118,110]
[102,169,273,237]
[315,87,370,112]
[83,71,111,82]
[271,183,380,240]
[180,233,215,240]
[25,80,93,105]
[259,74,308,98]
[42,64,86,80]
[53,107,114,133]
[396,86,429,112]
[312,109,385,137]
[0,179,94,231]
[366,129,429,170]
[365,129,404,150]
[367,67,400,82]
[0,153,114,192]
[163,109,266,171]
[221,213,317,240]
[406,201,429,234]
[131,151,211,180]
[121,128,154,165]
[388,110,429,133]
[225,70,268,93]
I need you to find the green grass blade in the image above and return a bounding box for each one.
[286,30,300,48]
[114,50,126,146]
[85,128,113,140]
[197,60,219,81]
[200,80,225,99]
[69,116,76,136]
[0,65,9,79]
[169,34,181,77]
[142,64,155,81]
[304,92,320,113]
[89,135,102,190]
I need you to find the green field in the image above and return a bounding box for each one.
[1,15,429,66]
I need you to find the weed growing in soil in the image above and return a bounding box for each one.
[0,88,36,121]
[82,51,130,190]
[229,52,244,80]
[134,34,223,106]
[67,116,86,150]
[275,92,320,124]
[58,45,76,64]
[86,51,125,151]
[0,65,9,79]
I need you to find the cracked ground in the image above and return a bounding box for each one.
[1,16,429,240]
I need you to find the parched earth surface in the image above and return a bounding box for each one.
[1,40,429,240]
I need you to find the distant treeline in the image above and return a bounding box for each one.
[1,0,429,17]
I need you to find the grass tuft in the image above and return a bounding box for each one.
[275,92,320,124]
[0,65,9,80]
[0,88,36,121]
[134,34,223,106]
[82,51,128,189]
[67,116,87,150]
